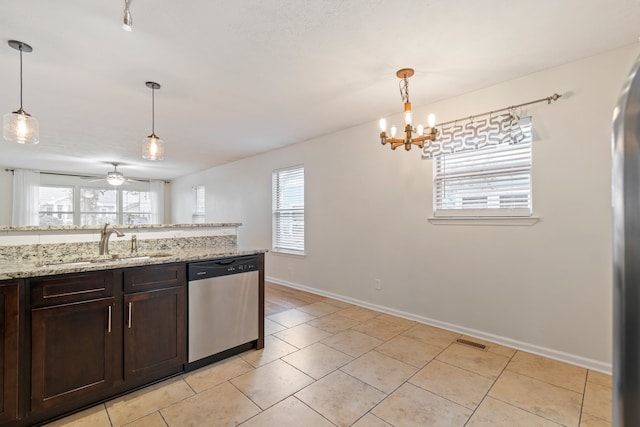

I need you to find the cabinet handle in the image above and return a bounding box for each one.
[108,305,112,333]
[128,302,132,329]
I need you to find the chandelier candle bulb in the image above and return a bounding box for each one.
[417,124,424,136]
[390,125,397,138]
[428,113,436,128]
[379,118,386,132]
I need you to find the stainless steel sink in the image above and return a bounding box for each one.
[40,252,172,268]
[109,252,172,261]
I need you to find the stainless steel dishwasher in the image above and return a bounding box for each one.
[187,255,259,369]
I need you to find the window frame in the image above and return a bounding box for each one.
[272,165,305,256]
[38,184,152,226]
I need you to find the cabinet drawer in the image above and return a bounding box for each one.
[30,271,115,307]
[124,264,185,293]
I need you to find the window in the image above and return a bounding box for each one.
[272,165,304,255]
[38,186,74,225]
[38,185,153,225]
[80,188,117,225]
[433,119,532,217]
[192,186,205,224]
[122,190,152,224]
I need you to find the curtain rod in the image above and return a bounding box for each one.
[433,93,562,128]
[4,168,170,184]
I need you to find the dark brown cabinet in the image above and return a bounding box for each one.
[3,256,260,427]
[31,297,115,411]
[28,272,119,412]
[0,280,20,423]
[123,264,186,385]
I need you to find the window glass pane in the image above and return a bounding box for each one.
[38,186,74,225]
[122,190,152,224]
[80,188,117,225]
[192,186,205,223]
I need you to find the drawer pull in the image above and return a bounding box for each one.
[128,302,132,328]
[107,305,112,333]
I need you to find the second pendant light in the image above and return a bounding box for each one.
[141,81,165,161]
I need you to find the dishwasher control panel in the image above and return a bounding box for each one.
[188,255,259,281]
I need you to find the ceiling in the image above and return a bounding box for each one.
[1,0,639,181]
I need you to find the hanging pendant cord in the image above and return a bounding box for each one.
[19,44,23,111]
[151,86,155,134]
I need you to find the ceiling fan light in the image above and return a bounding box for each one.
[3,109,39,144]
[106,171,125,186]
[142,134,165,160]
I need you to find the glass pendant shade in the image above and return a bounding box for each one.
[142,134,165,160]
[3,109,39,144]
[106,171,125,186]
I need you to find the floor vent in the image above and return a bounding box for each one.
[456,338,487,350]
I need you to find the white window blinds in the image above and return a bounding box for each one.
[434,118,532,217]
[272,165,305,254]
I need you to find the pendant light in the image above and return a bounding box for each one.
[3,40,39,145]
[141,81,165,160]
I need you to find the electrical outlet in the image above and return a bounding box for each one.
[374,278,381,290]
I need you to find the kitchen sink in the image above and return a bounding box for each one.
[109,252,172,261]
[40,252,172,268]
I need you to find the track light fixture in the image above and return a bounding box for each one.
[3,40,39,145]
[141,81,165,160]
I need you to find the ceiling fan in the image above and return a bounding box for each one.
[87,163,133,186]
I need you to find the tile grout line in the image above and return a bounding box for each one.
[461,344,518,426]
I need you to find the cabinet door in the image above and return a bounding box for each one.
[0,281,20,423]
[31,297,115,412]
[124,286,185,383]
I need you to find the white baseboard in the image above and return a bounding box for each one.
[266,276,612,375]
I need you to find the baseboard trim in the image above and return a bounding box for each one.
[266,276,612,374]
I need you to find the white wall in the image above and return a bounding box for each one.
[172,44,640,371]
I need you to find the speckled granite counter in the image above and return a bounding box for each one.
[0,223,266,280]
[0,248,268,280]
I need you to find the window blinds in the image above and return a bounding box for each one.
[434,119,532,217]
[273,165,305,254]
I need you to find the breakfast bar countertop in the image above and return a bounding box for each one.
[0,248,268,280]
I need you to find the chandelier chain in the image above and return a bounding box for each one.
[399,77,410,104]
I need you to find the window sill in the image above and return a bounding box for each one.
[272,249,306,257]
[428,216,540,226]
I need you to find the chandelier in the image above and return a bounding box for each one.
[379,68,436,151]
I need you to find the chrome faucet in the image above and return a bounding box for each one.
[99,223,125,255]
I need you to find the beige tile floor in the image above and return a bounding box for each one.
[45,282,612,427]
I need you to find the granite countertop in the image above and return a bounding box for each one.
[0,223,242,232]
[0,248,268,280]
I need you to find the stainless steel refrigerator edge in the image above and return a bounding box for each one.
[613,53,640,426]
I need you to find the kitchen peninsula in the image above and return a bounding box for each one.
[0,223,266,427]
